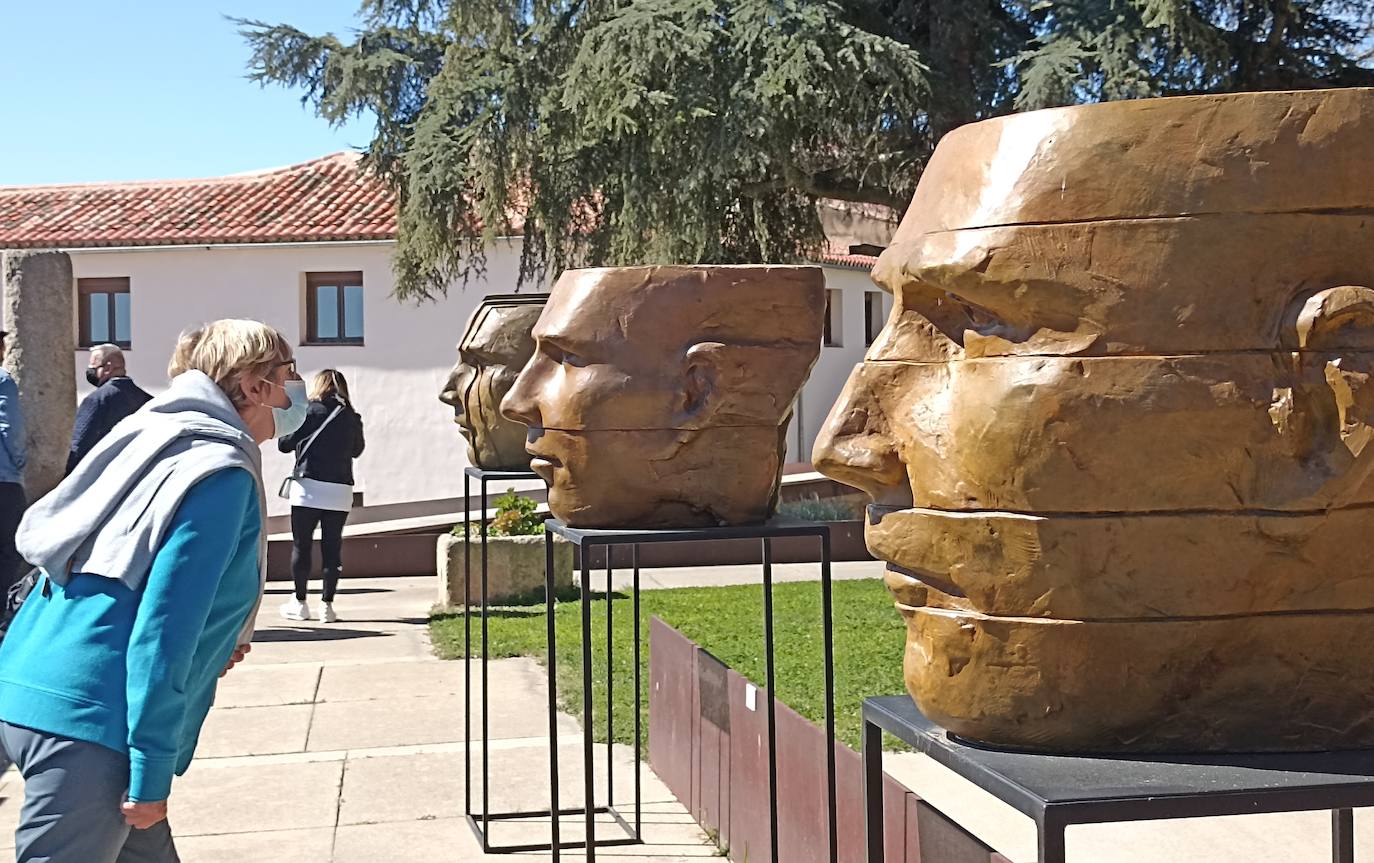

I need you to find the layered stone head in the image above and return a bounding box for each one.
[440,294,546,470]
[813,88,1374,752]
[502,265,824,528]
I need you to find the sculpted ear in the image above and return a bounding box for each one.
[678,342,725,426]
[1285,286,1374,459]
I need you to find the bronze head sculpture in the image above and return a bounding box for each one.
[814,88,1374,752]
[502,265,824,528]
[440,294,547,470]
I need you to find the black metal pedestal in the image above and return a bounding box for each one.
[461,466,551,854]
[544,518,838,863]
[862,695,1374,863]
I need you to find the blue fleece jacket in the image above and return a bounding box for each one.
[0,467,261,802]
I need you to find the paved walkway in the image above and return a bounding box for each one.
[0,576,714,861]
[0,563,1362,862]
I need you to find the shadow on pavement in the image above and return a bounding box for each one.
[252,627,387,643]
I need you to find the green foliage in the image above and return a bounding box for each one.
[429,577,908,751]
[447,486,546,536]
[776,494,864,522]
[237,0,939,299]
[488,487,546,536]
[1012,1,1374,109]
[238,1,1374,299]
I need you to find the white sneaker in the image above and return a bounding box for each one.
[319,602,338,624]
[279,599,310,621]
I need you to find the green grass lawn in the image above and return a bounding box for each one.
[429,578,907,751]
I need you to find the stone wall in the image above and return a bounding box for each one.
[2,250,76,500]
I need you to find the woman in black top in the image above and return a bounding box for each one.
[276,369,365,622]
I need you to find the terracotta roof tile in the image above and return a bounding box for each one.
[816,250,879,271]
[0,153,398,249]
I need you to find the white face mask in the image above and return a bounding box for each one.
[271,379,310,438]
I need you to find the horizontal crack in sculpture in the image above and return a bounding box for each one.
[815,87,1374,752]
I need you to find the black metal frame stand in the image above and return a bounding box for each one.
[862,695,1374,863]
[544,518,838,863]
[461,465,554,854]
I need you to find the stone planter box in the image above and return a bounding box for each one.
[436,533,573,606]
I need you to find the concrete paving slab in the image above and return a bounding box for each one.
[308,688,579,752]
[338,752,463,826]
[214,663,322,708]
[195,703,315,758]
[247,627,434,665]
[332,818,481,863]
[316,658,463,703]
[172,759,344,836]
[174,827,335,862]
[306,693,465,752]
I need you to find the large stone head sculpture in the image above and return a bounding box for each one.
[502,265,824,528]
[814,88,1374,752]
[440,294,547,470]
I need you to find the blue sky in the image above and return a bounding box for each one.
[0,2,375,186]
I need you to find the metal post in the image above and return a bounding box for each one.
[820,531,838,863]
[762,537,780,862]
[1038,811,1067,863]
[1333,808,1354,863]
[480,478,491,841]
[463,471,472,822]
[632,543,642,838]
[581,554,597,862]
[863,718,884,863]
[606,551,614,810]
[546,529,561,859]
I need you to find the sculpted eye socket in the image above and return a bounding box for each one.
[540,341,589,369]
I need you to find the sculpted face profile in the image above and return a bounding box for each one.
[814,88,1374,752]
[439,295,546,470]
[502,266,824,528]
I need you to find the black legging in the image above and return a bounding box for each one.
[290,506,349,603]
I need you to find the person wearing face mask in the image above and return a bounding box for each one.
[276,369,365,624]
[0,319,302,862]
[67,344,153,475]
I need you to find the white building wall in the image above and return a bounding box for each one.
[790,265,884,463]
[62,244,874,514]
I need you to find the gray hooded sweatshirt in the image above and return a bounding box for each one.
[15,370,267,646]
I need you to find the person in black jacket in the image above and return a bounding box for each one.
[66,345,152,475]
[276,369,365,623]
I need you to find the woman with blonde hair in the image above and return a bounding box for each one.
[0,319,307,861]
[277,369,365,623]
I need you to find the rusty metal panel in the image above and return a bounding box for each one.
[698,649,731,731]
[649,617,698,810]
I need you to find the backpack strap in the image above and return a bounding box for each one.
[297,406,344,459]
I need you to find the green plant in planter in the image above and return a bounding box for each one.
[447,489,546,538]
[488,488,546,536]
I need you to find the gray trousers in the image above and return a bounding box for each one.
[0,721,179,863]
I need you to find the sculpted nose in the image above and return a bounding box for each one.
[812,367,910,506]
[439,364,469,411]
[500,358,544,428]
